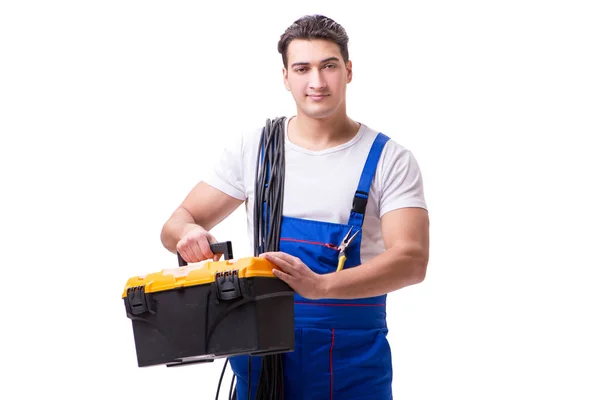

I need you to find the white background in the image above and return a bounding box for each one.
[1,0,599,399]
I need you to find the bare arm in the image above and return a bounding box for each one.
[160,181,244,260]
[265,207,429,300]
[322,207,429,299]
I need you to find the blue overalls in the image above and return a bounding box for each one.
[230,133,393,399]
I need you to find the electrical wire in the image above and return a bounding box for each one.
[216,358,229,400]
[229,372,236,400]
[252,117,286,400]
[215,117,287,400]
[254,117,286,257]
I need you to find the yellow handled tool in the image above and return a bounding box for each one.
[336,228,359,272]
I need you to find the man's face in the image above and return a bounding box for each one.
[283,39,352,119]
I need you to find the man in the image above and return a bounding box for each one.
[161,14,429,400]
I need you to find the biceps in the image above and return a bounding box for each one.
[180,181,244,230]
[381,207,429,257]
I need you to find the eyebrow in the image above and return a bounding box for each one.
[290,57,340,68]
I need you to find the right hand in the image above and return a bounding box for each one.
[176,225,221,263]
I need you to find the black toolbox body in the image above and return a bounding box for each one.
[123,255,295,367]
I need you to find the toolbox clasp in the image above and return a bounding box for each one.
[215,270,242,301]
[125,286,150,316]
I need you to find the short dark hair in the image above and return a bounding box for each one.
[277,15,349,68]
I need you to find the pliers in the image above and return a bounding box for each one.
[336,228,360,272]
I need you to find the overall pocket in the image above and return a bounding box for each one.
[280,237,341,274]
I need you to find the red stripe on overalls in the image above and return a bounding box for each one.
[295,302,385,307]
[280,237,338,249]
[330,328,335,400]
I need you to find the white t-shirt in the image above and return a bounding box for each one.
[204,116,428,264]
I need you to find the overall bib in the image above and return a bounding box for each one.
[230,133,393,400]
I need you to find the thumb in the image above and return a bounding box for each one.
[207,231,219,243]
[206,232,220,261]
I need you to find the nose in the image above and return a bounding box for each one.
[309,70,327,91]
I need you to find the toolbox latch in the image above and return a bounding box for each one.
[215,270,242,301]
[126,286,149,315]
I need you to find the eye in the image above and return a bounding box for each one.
[295,67,307,73]
[324,64,336,69]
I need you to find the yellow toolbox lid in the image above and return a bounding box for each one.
[122,256,276,298]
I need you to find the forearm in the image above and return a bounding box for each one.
[160,207,203,253]
[321,244,428,299]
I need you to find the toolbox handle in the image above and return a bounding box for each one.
[177,241,234,266]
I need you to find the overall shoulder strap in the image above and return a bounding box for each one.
[347,132,390,228]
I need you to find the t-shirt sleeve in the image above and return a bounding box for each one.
[202,132,246,201]
[377,142,428,217]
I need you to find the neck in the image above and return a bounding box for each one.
[289,109,360,151]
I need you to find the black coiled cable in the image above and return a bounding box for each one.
[253,117,286,400]
[254,117,286,257]
[217,117,287,400]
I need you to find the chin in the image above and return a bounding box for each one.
[300,105,337,120]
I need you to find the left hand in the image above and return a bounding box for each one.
[261,252,327,300]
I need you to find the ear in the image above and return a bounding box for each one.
[346,60,353,83]
[282,67,291,91]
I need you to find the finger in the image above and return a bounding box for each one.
[179,235,201,262]
[189,240,206,262]
[206,232,221,261]
[261,252,286,263]
[263,251,296,264]
[264,253,294,273]
[178,248,189,263]
[197,236,215,260]
[272,268,293,285]
[177,242,193,264]
[274,253,303,271]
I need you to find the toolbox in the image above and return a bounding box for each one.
[122,241,295,367]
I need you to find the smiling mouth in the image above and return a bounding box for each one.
[307,94,329,100]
